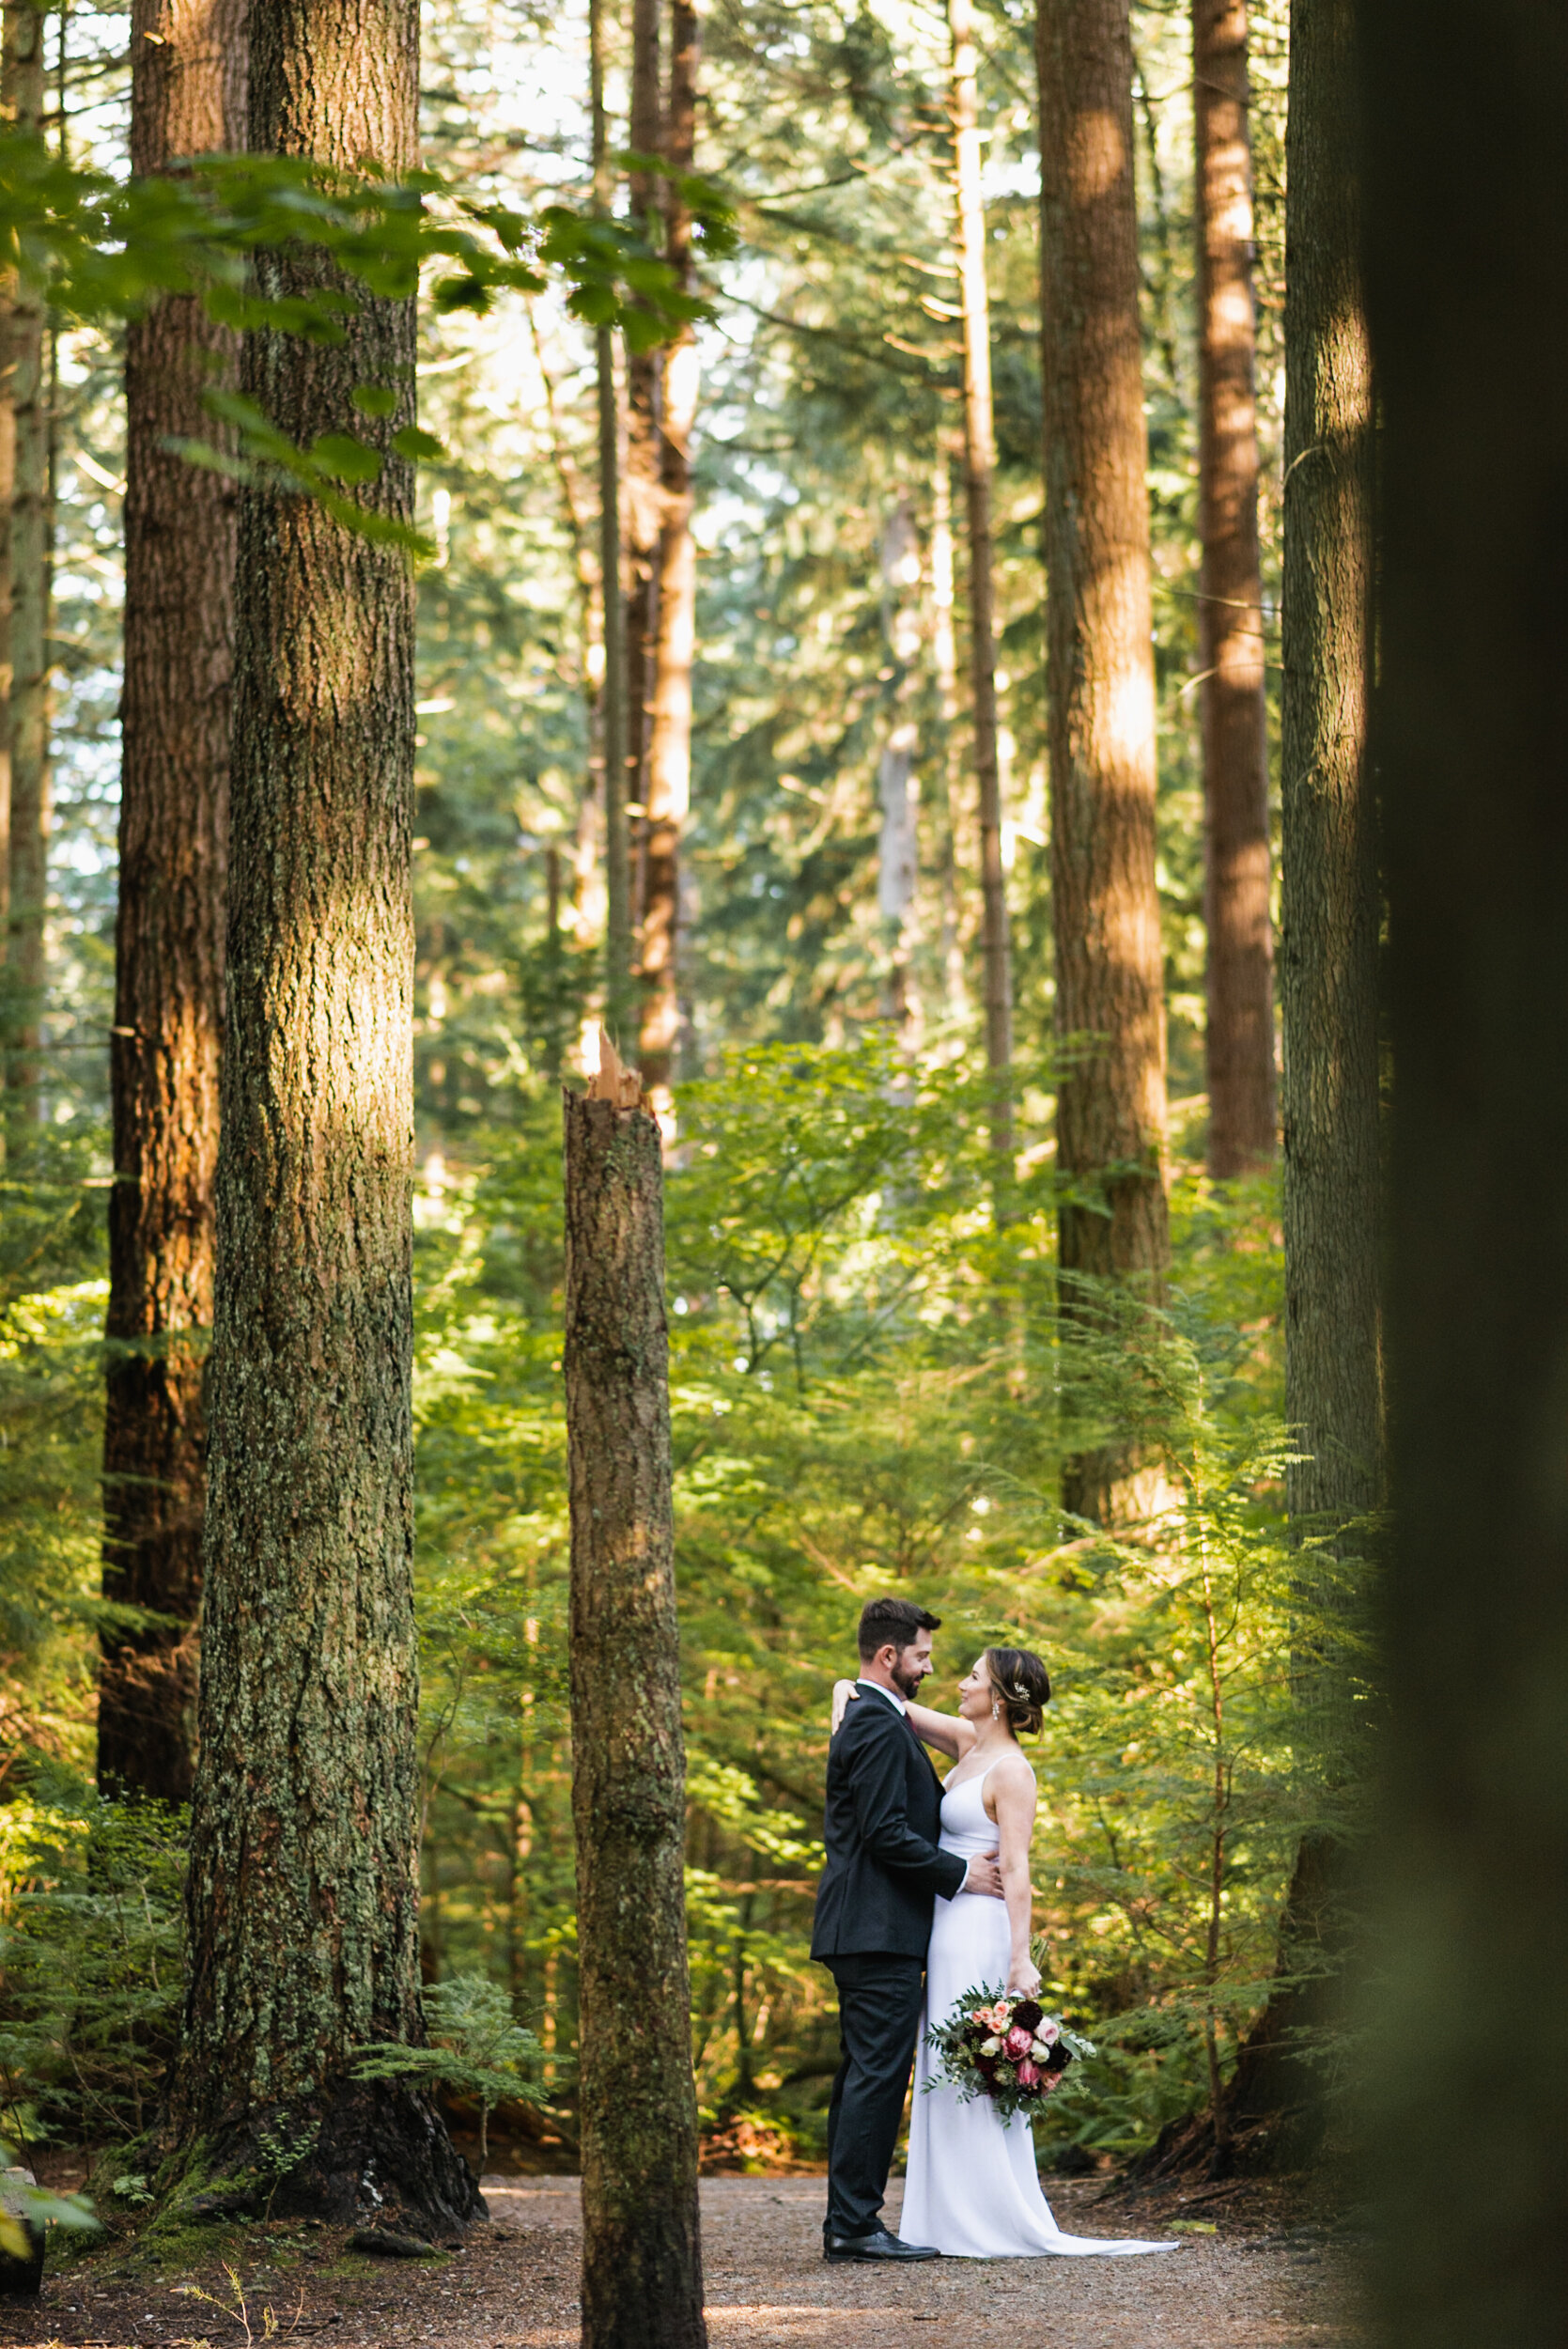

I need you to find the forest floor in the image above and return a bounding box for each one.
[2,2168,1363,2349]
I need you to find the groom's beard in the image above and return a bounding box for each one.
[892,1656,928,1701]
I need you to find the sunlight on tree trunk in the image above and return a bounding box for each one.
[1279,0,1378,1539]
[2,0,49,1140]
[171,0,475,2231]
[950,0,1012,1169]
[1193,0,1274,1178]
[639,0,700,1111]
[566,1034,706,2349]
[1037,0,1170,1518]
[97,0,248,1810]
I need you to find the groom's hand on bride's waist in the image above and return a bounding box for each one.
[961,1849,1004,1897]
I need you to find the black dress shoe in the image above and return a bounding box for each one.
[824,2228,940,2263]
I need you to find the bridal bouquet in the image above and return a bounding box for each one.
[924,1983,1095,2121]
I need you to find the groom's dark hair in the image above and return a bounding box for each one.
[857,1595,941,1659]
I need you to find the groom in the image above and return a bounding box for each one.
[812,1595,1003,2263]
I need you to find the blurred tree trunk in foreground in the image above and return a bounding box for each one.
[169,0,474,2229]
[566,1040,706,2349]
[97,0,247,1808]
[1193,0,1274,1176]
[639,0,700,1109]
[1365,4,1568,2344]
[1036,0,1169,1518]
[2,0,49,1139]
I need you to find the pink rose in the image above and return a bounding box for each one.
[1038,2019,1060,2045]
[1015,2059,1041,2088]
[1004,2025,1033,2058]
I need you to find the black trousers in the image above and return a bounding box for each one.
[821,1952,926,2243]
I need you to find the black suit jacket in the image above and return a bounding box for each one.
[811,1686,968,1960]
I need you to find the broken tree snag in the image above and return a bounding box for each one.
[564,1034,706,2349]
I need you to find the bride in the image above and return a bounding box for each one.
[833,1646,1174,2260]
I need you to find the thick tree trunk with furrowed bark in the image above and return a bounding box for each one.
[97,0,247,1808]
[1037,0,1170,1518]
[1194,0,1275,1177]
[168,0,475,2230]
[565,1041,706,2349]
[1194,0,1379,2175]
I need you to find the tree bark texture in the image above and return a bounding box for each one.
[0,20,14,1021]
[565,1065,706,2349]
[1363,5,1568,2343]
[638,0,699,1107]
[2,0,48,1130]
[1279,0,1379,1532]
[951,0,1012,1157]
[1193,0,1274,1176]
[1037,0,1169,1290]
[171,0,475,2230]
[97,0,247,1808]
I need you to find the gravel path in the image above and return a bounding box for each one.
[1,2172,1362,2349]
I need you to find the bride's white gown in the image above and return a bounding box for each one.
[901,1766,1177,2259]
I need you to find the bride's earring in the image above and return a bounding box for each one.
[990,1697,1001,1721]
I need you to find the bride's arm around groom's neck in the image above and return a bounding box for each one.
[831,1677,972,1761]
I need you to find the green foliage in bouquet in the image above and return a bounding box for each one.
[924,1983,1095,2122]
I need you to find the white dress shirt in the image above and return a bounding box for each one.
[856,1674,908,1717]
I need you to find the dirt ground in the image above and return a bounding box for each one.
[1,2170,1363,2349]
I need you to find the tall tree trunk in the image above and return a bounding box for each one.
[638,0,699,1108]
[1194,0,1274,1176]
[0,23,14,1066]
[591,0,631,1040]
[622,0,660,959]
[876,496,920,1035]
[565,1037,706,2349]
[1215,0,1378,2164]
[1280,0,1379,1537]
[929,441,969,1029]
[1037,0,1170,1516]
[3,0,49,1135]
[169,0,475,2229]
[951,0,1012,1164]
[1363,4,1568,2340]
[96,0,246,1809]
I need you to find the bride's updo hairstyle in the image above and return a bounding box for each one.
[984,1646,1051,1736]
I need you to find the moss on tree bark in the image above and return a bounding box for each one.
[167,0,475,2232]
[565,1052,706,2349]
